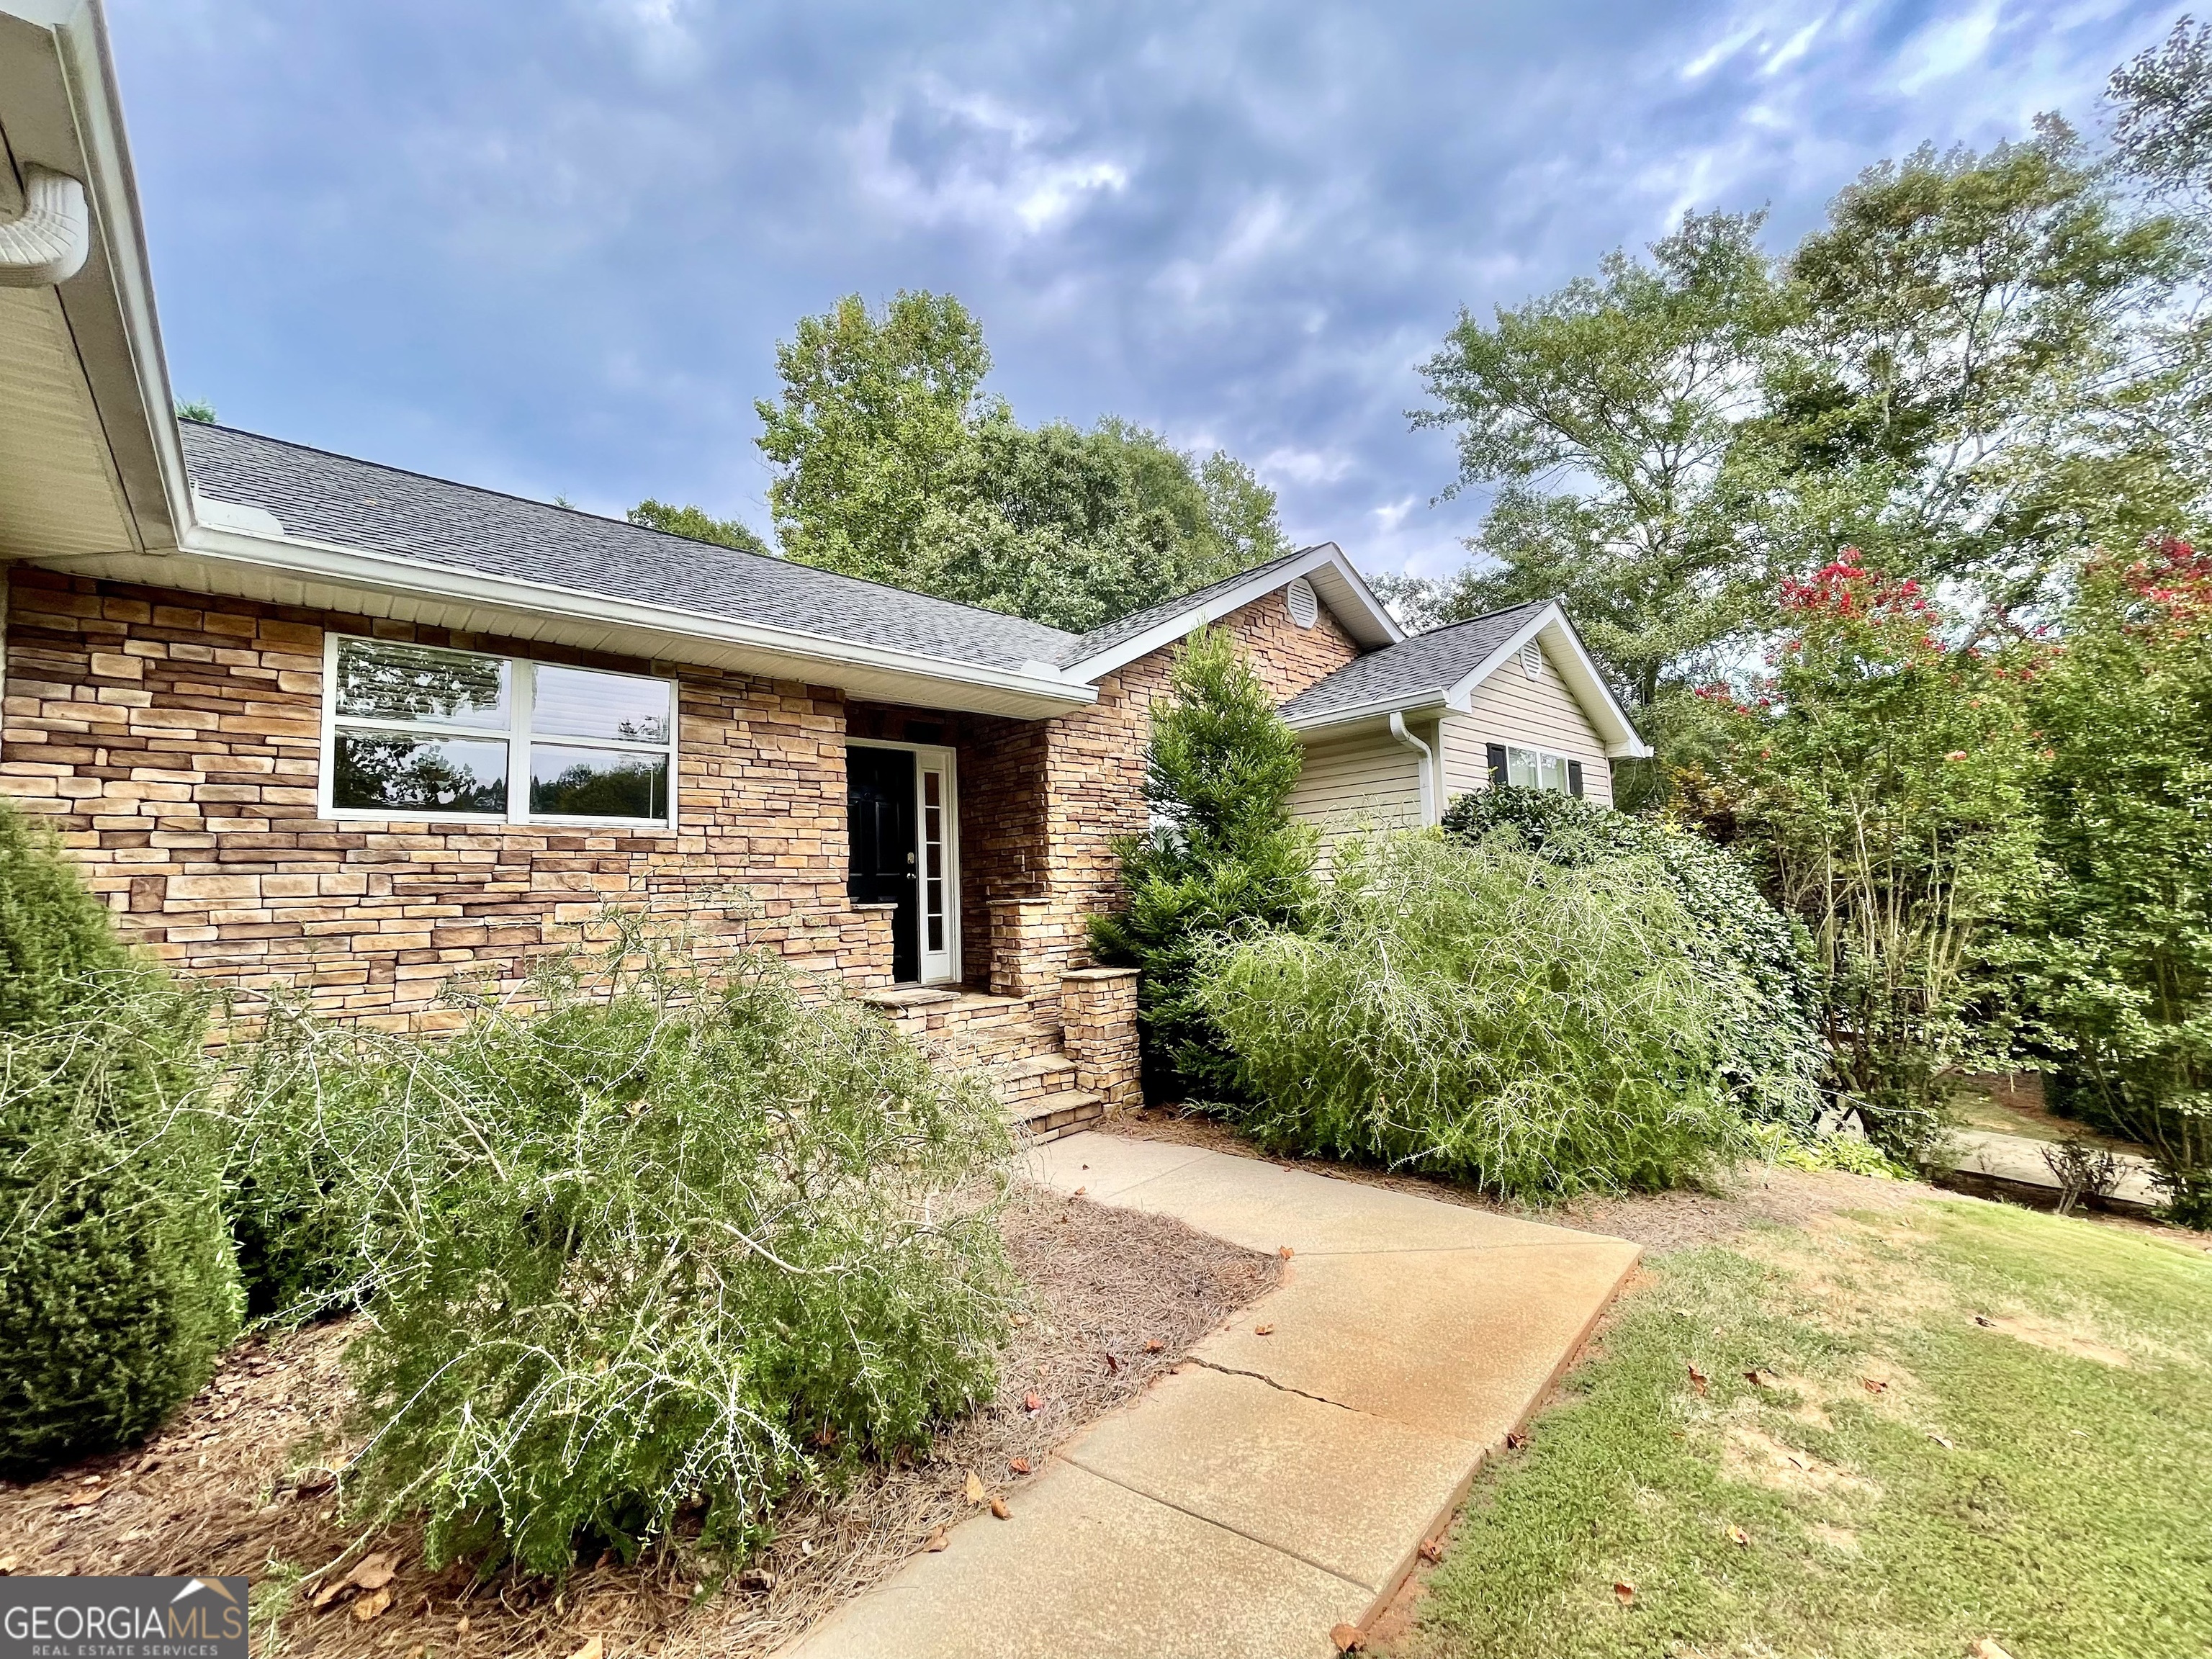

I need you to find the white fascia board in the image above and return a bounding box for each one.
[1441,602,1653,759]
[174,520,1097,714]
[1061,542,1404,683]
[1283,692,1452,735]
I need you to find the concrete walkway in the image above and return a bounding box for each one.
[781,1132,1641,1659]
[1950,1127,2163,1210]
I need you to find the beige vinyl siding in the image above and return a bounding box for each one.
[1288,728,1424,850]
[1439,642,1615,807]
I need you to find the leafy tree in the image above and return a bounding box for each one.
[2022,537,2212,1225]
[626,498,773,558]
[1678,553,2046,1156]
[1410,212,1781,717]
[0,800,237,1477]
[756,292,1287,628]
[2112,15,2212,192]
[1089,627,1316,1100]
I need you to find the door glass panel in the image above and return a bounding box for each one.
[533,665,672,744]
[336,639,508,729]
[333,731,508,813]
[922,768,946,954]
[530,745,670,820]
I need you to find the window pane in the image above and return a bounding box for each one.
[336,639,508,729]
[533,665,672,744]
[1539,752,1568,793]
[1506,747,1537,788]
[531,745,669,820]
[333,732,508,814]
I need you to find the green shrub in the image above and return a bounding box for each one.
[1202,831,1746,1197]
[224,922,1015,1571]
[1089,625,1316,1100]
[1442,786,1825,1130]
[0,802,237,1478]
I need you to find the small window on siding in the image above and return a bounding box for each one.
[325,636,676,824]
[1287,577,1319,629]
[1519,641,1543,679]
[1505,744,1571,793]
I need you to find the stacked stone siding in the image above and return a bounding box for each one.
[0,567,882,1028]
[1026,585,1362,986]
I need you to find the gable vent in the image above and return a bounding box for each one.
[1287,577,1318,629]
[1519,640,1543,679]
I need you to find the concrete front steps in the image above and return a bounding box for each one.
[860,985,1107,1143]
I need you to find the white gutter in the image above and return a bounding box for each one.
[172,518,1097,711]
[0,163,88,285]
[1388,711,1439,826]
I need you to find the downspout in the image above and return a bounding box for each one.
[0,166,90,287]
[1388,712,1439,826]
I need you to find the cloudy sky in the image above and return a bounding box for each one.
[109,0,2178,585]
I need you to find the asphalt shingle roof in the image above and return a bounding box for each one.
[1278,600,1550,723]
[1052,544,1322,667]
[179,423,1084,675]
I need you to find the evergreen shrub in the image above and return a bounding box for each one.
[1204,832,1747,1198]
[0,801,237,1478]
[1089,626,1316,1100]
[224,919,1015,1571]
[1442,786,1825,1129]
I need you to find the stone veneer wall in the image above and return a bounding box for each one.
[0,567,888,1030]
[1022,585,1363,985]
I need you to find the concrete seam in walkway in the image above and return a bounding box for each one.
[1182,1354,1349,1409]
[1050,1447,1378,1592]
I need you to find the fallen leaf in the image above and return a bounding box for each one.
[351,1588,392,1623]
[0,1556,17,1574]
[963,1469,986,1504]
[1928,1432,1955,1449]
[1505,1431,1530,1451]
[1103,1352,1121,1374]
[60,1489,104,1509]
[811,1424,838,1448]
[1862,1377,1888,1395]
[457,1617,470,1636]
[1614,1581,1635,1607]
[1969,1641,2015,1659]
[1254,1323,1276,1336]
[923,1529,949,1552]
[1745,1369,1780,1389]
[1973,1313,1996,1328]
[1010,1314,1030,1327]
[1010,1457,1031,1475]
[1688,1364,1709,1396]
[989,1498,1011,1520]
[1727,1526,1750,1547]
[1330,1623,1364,1653]
[1022,1393,1045,1413]
[1418,1539,1444,1564]
[1278,1245,1295,1260]
[739,1567,776,1592]
[349,1553,396,1591]
[570,1639,604,1659]
[1143,1338,1164,1354]
[1072,1187,1087,1196]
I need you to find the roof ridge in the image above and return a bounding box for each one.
[182,421,1087,644]
[1404,597,1552,640]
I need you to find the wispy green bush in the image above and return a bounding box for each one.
[1202,832,1746,1197]
[0,801,238,1478]
[224,920,1015,1571]
[1442,786,1825,1130]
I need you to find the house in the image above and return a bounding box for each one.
[0,0,1646,1130]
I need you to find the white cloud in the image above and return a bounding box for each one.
[1897,1,2005,92]
[1259,444,1354,486]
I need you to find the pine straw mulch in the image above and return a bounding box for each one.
[0,1179,1277,1659]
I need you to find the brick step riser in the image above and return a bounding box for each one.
[1017,1100,1107,1142]
[993,1066,1079,1106]
[921,1028,1065,1067]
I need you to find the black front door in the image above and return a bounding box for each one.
[847,745,919,984]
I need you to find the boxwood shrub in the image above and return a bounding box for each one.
[0,801,238,1478]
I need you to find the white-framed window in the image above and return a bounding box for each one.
[320,634,677,827]
[1505,744,1571,793]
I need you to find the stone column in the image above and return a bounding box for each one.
[986,896,1055,997]
[850,902,899,990]
[1059,966,1141,1110]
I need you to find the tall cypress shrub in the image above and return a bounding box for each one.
[0,799,237,1478]
[1089,626,1316,1100]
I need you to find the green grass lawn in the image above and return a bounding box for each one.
[1400,1198,2212,1659]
